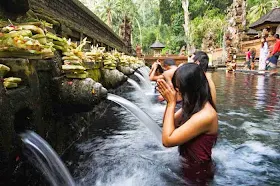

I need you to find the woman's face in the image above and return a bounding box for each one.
[261,38,265,43]
[174,87,182,100]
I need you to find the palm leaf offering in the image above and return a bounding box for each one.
[0,63,22,89]
[85,45,105,63]
[61,38,88,79]
[0,22,55,59]
[3,77,22,89]
[119,54,130,67]
[0,20,145,80]
[128,56,145,70]
[103,52,118,70]
[0,64,10,78]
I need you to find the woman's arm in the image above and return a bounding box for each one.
[149,62,164,81]
[149,65,155,76]
[174,108,183,126]
[149,67,164,81]
[157,79,215,148]
[162,107,215,147]
[162,102,176,146]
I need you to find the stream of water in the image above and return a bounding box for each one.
[134,72,153,90]
[21,131,76,186]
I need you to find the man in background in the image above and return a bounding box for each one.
[149,58,177,102]
[149,58,177,86]
[191,51,217,105]
[267,34,280,75]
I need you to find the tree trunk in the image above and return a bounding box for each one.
[107,9,112,28]
[182,0,190,51]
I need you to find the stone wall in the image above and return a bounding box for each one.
[144,55,188,66]
[0,0,130,54]
[0,54,110,185]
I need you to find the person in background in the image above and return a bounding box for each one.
[267,34,280,75]
[149,58,177,102]
[245,49,251,70]
[192,51,217,106]
[259,37,269,71]
[226,61,237,72]
[149,58,177,84]
[158,51,217,106]
[149,60,164,76]
[157,63,218,184]
[250,48,256,70]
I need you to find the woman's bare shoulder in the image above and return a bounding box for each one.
[194,102,217,123]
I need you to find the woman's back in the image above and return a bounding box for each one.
[178,102,218,162]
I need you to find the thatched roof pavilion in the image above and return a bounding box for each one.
[250,8,280,31]
[150,40,165,49]
[150,40,165,57]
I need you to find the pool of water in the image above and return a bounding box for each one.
[65,71,280,186]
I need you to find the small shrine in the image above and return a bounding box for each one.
[150,40,165,57]
[246,28,259,39]
[136,44,143,58]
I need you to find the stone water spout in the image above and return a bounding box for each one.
[53,77,107,110]
[117,66,134,75]
[102,69,128,89]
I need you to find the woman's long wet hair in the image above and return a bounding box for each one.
[172,63,216,119]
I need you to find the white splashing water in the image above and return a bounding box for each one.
[21,131,76,186]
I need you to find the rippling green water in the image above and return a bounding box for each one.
[65,71,280,186]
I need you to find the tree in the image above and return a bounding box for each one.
[79,0,231,54]
[182,0,190,50]
[79,0,117,28]
[248,0,280,24]
[160,0,171,25]
[189,9,226,49]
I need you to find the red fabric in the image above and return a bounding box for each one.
[179,134,217,185]
[272,39,280,55]
[181,158,215,185]
[179,133,217,162]
[246,51,251,60]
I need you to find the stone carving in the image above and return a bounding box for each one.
[224,0,247,62]
[202,31,216,53]
[120,16,132,53]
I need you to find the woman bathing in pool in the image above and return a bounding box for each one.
[157,63,218,184]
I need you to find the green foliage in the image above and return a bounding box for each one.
[160,0,172,25]
[141,29,157,52]
[247,0,280,24]
[79,0,231,54]
[189,0,232,19]
[190,8,226,49]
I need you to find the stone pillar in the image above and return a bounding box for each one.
[202,32,215,53]
[225,0,247,62]
[276,25,280,35]
[120,16,132,53]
